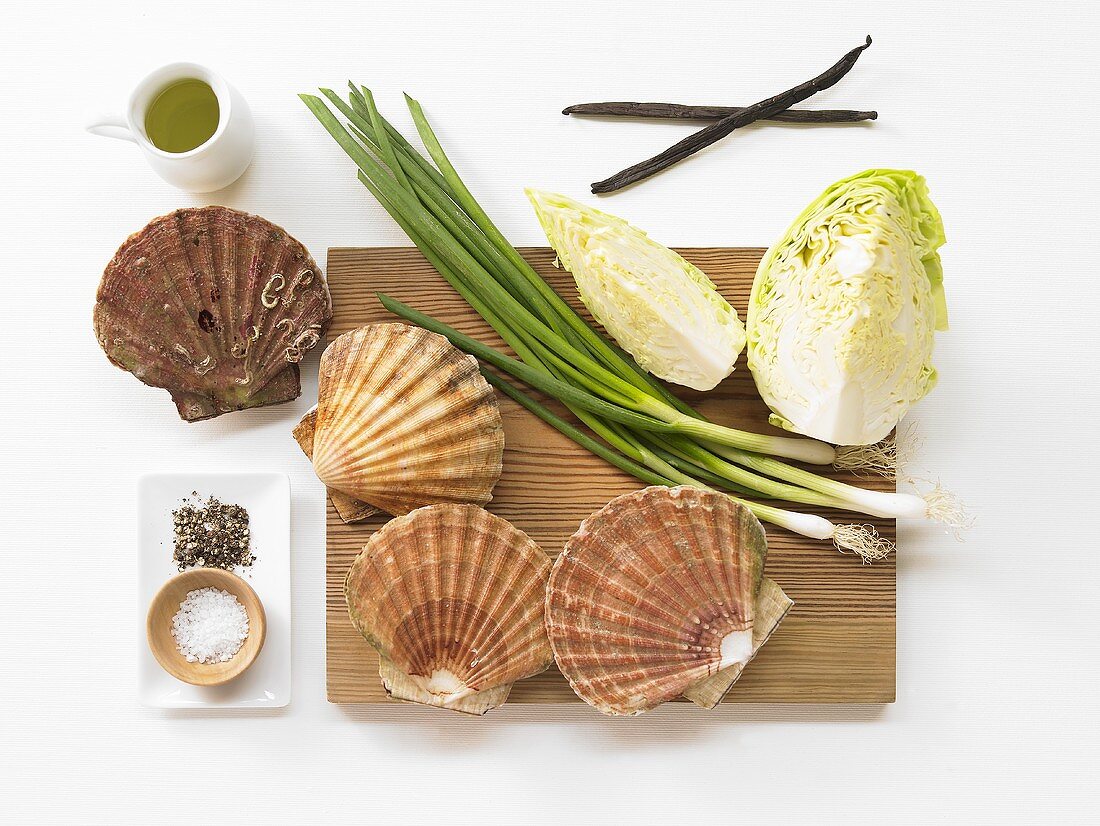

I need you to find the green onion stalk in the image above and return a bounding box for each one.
[300,85,923,560]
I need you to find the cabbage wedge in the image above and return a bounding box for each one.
[527,190,745,391]
[747,169,947,446]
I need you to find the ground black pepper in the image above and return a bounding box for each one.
[172,493,256,571]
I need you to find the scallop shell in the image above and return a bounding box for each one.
[312,323,504,516]
[546,485,769,715]
[345,504,553,714]
[93,207,331,421]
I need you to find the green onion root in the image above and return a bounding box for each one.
[832,436,898,477]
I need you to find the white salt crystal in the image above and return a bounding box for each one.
[171,587,250,664]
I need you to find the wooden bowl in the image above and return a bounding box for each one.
[146,568,266,687]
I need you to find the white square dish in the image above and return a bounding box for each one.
[138,473,291,708]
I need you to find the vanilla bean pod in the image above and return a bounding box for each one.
[564,101,876,123]
[591,36,873,194]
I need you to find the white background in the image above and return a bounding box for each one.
[2,1,1098,822]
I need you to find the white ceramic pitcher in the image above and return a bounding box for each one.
[86,63,255,193]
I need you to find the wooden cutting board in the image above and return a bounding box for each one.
[323,247,896,706]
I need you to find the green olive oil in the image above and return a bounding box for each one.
[144,79,220,153]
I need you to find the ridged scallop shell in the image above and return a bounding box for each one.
[312,323,504,516]
[345,504,553,714]
[546,486,768,715]
[93,207,331,421]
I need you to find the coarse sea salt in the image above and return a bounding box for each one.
[171,587,250,663]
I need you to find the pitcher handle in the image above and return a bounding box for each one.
[85,113,137,143]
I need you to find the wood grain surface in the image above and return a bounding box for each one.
[323,247,896,707]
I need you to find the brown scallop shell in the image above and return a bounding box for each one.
[546,486,768,715]
[345,504,553,714]
[311,323,504,516]
[93,206,331,421]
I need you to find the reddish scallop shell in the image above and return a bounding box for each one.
[93,206,331,421]
[345,504,553,715]
[546,486,769,715]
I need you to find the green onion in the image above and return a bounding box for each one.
[481,368,844,542]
